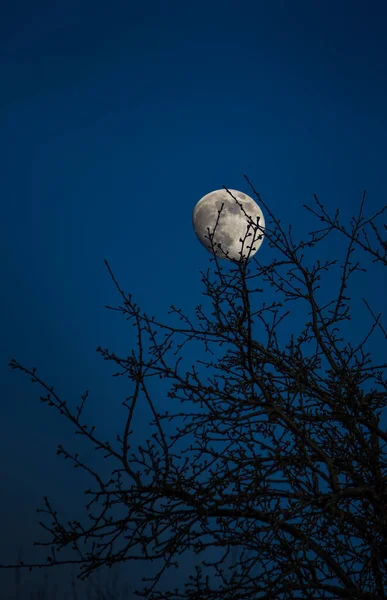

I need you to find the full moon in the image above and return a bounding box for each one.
[192,189,265,261]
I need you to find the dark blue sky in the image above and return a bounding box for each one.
[1,1,387,597]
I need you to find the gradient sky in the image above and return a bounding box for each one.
[1,1,387,597]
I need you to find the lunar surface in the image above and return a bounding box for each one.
[192,189,265,260]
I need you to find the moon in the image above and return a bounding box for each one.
[192,189,265,261]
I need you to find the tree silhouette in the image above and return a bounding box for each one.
[1,177,387,599]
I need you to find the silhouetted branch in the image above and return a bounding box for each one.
[2,180,387,599]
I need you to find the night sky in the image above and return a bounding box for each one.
[1,1,387,597]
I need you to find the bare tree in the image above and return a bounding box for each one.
[1,177,387,599]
